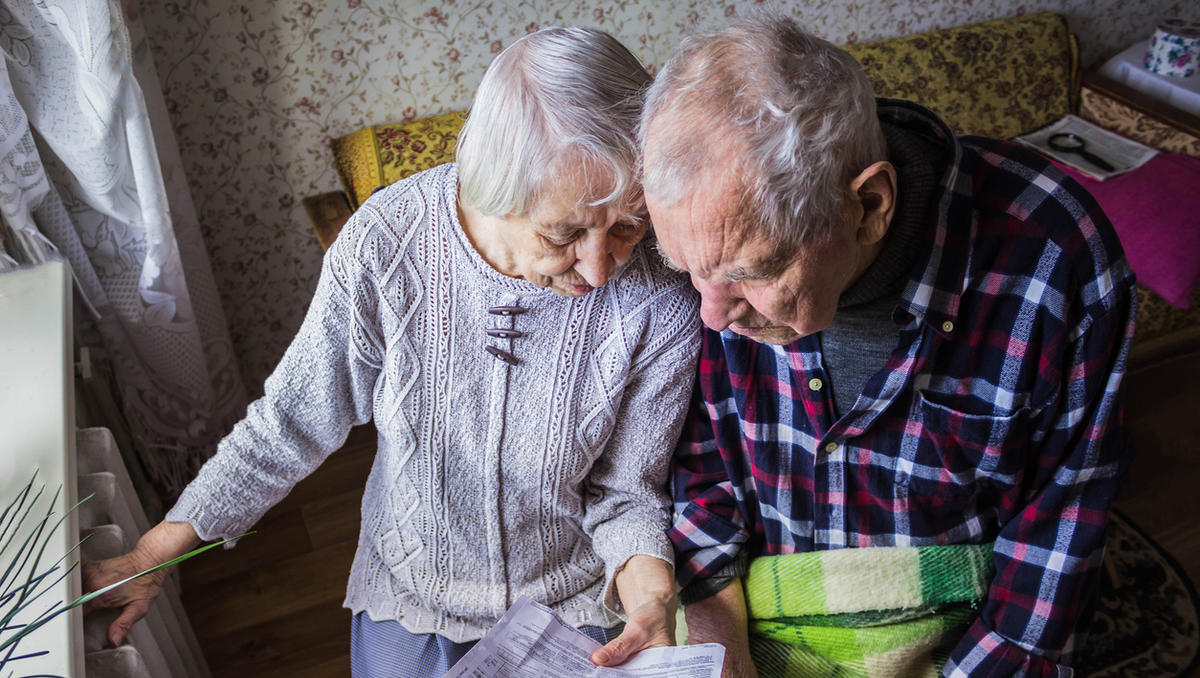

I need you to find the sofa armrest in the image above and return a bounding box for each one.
[302,191,354,251]
[1079,71,1200,155]
[1130,288,1200,368]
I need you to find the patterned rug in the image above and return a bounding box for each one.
[1079,510,1200,677]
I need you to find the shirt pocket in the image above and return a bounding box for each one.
[894,389,1031,502]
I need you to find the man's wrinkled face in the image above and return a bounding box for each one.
[646,166,863,345]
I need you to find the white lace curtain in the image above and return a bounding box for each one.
[0,1,245,499]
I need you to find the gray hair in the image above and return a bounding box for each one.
[640,16,886,249]
[457,26,651,218]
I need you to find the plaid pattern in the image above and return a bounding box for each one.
[670,100,1136,677]
[745,544,993,677]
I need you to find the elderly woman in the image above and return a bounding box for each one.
[84,26,700,676]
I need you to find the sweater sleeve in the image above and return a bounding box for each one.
[581,278,701,614]
[166,213,385,541]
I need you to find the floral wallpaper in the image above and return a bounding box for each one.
[137,0,1199,391]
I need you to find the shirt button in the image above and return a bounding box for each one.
[808,378,823,391]
[824,442,838,453]
[941,320,954,333]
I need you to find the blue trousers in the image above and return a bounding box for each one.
[350,612,622,677]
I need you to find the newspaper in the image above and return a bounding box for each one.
[443,596,725,678]
[1014,114,1158,181]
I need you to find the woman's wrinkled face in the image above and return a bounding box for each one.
[500,180,648,297]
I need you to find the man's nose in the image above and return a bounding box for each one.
[574,233,616,288]
[696,281,741,331]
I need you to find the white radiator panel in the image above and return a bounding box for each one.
[0,261,81,677]
[77,426,212,678]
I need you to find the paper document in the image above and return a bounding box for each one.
[443,596,725,678]
[1014,114,1158,181]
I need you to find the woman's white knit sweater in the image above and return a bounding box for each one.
[167,164,701,641]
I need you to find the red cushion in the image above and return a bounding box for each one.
[1056,153,1200,308]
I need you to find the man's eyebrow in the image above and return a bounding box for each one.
[725,251,791,281]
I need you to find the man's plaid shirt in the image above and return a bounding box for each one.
[669,100,1137,677]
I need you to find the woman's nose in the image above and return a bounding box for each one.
[574,234,616,287]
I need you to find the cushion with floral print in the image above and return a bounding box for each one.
[332,110,467,209]
[845,11,1078,139]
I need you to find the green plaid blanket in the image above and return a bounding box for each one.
[744,544,994,678]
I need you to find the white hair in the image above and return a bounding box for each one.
[457,26,651,218]
[640,16,887,249]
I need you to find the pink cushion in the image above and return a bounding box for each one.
[1056,153,1200,308]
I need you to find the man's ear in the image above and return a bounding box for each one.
[849,161,897,246]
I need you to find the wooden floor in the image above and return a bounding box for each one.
[179,425,375,678]
[179,352,1200,678]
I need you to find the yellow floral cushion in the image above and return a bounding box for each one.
[332,111,467,209]
[845,11,1078,139]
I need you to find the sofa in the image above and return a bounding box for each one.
[303,11,1200,370]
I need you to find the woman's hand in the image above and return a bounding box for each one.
[591,555,677,666]
[81,521,201,647]
[82,551,166,647]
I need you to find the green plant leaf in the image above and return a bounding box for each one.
[0,534,92,612]
[0,482,49,598]
[0,492,92,634]
[71,532,254,612]
[0,531,252,655]
[0,472,38,548]
[0,492,57,632]
[1,472,256,671]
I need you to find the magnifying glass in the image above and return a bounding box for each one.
[1047,133,1115,172]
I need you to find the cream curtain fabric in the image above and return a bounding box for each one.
[0,1,246,498]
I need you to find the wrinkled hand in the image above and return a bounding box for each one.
[591,554,677,667]
[80,520,200,648]
[81,549,168,648]
[591,595,676,666]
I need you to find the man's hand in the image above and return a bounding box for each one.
[592,555,677,666]
[685,580,758,678]
[81,521,201,647]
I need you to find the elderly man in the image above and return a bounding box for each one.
[642,16,1135,678]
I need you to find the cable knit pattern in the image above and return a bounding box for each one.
[167,163,701,641]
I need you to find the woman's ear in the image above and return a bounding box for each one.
[849,161,897,246]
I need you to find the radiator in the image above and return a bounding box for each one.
[0,260,211,677]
